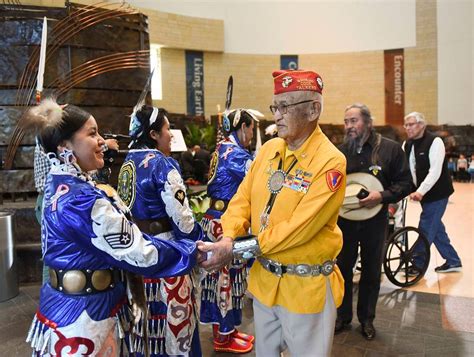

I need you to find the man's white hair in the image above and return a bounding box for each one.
[404,112,426,125]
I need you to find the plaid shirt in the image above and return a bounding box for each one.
[34,138,51,193]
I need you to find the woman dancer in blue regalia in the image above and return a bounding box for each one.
[118,105,205,356]
[200,108,262,353]
[23,99,200,356]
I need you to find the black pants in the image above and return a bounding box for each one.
[337,213,388,324]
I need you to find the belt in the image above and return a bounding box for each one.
[49,268,124,295]
[258,257,336,277]
[210,198,229,212]
[135,217,173,235]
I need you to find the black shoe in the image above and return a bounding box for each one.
[361,322,376,340]
[406,266,421,277]
[335,318,351,334]
[435,262,462,273]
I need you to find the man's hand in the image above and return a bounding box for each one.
[359,191,383,208]
[410,191,423,202]
[198,237,233,271]
[196,248,208,264]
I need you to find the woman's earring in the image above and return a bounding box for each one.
[59,148,76,164]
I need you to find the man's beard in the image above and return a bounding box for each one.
[344,129,370,155]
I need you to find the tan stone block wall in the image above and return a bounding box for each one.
[153,48,186,115]
[405,0,438,124]
[150,0,437,125]
[300,52,385,125]
[143,9,223,52]
[203,53,278,119]
[154,50,385,125]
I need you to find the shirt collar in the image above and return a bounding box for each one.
[268,125,323,170]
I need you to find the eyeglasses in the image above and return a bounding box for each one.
[403,122,419,129]
[269,99,316,115]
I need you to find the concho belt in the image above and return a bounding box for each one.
[210,198,229,212]
[258,257,336,277]
[49,268,124,295]
[135,217,172,235]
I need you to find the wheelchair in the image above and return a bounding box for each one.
[353,199,430,287]
[382,199,430,287]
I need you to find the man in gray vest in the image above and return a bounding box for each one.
[403,112,462,274]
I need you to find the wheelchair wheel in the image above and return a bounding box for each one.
[383,226,430,287]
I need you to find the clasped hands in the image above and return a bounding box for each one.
[196,236,234,272]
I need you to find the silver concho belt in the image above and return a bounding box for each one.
[258,257,336,277]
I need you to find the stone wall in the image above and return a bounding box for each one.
[0,3,149,194]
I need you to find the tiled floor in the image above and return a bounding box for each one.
[1,183,473,356]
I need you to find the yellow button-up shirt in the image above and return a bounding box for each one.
[221,125,346,314]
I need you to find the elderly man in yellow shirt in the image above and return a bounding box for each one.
[199,69,346,356]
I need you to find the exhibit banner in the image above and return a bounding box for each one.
[186,50,205,116]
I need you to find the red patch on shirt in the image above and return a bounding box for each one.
[326,170,343,192]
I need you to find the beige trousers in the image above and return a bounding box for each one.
[253,279,336,357]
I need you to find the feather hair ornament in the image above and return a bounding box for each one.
[132,68,155,116]
[228,108,264,127]
[22,98,64,132]
[128,68,155,147]
[245,109,264,122]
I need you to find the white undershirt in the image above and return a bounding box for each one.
[402,137,445,195]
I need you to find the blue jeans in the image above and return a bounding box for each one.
[415,197,461,266]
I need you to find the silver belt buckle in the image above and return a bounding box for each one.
[293,264,312,277]
[321,260,335,276]
[260,258,283,277]
[268,259,283,277]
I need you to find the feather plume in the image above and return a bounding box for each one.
[233,109,242,127]
[245,109,265,122]
[132,68,155,117]
[22,98,64,132]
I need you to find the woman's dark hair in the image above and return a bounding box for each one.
[224,109,253,136]
[40,105,91,153]
[130,105,168,149]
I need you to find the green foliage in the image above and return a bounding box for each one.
[184,123,216,151]
[200,125,217,151]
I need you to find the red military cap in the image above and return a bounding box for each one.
[272,69,324,95]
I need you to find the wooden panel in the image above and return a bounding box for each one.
[384,49,405,126]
